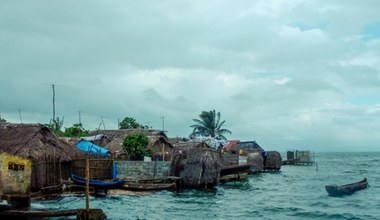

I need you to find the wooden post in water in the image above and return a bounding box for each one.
[162,143,165,161]
[85,158,90,219]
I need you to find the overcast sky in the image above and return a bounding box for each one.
[1,1,380,152]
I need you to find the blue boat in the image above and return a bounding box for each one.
[71,174,124,189]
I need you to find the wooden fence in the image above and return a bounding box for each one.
[71,159,113,179]
[31,161,71,191]
[31,159,113,191]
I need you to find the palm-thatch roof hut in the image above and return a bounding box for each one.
[0,123,83,190]
[89,129,173,161]
[239,141,265,155]
[221,140,240,166]
[247,152,264,172]
[169,140,222,188]
[263,151,282,171]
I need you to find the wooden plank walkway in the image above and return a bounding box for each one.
[0,208,106,219]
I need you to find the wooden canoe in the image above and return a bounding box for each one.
[121,176,180,191]
[122,182,177,191]
[325,178,368,197]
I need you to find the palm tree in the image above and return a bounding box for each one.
[189,109,232,140]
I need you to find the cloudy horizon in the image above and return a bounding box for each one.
[1,0,380,152]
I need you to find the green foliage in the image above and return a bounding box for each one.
[122,133,150,160]
[119,117,149,129]
[0,115,6,123]
[62,123,89,137]
[189,109,232,140]
[45,117,64,136]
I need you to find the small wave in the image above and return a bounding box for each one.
[290,210,366,220]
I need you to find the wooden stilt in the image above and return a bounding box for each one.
[85,157,90,219]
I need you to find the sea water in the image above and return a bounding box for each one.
[35,152,380,220]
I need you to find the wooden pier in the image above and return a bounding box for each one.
[282,150,315,166]
[0,208,106,220]
[282,159,315,166]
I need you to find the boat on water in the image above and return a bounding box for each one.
[325,178,368,197]
[71,174,125,189]
[122,176,180,191]
[123,181,177,191]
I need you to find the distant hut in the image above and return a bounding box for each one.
[223,140,240,154]
[169,140,222,188]
[0,123,82,190]
[222,140,240,166]
[89,129,173,161]
[239,141,265,155]
[247,152,264,172]
[263,151,282,171]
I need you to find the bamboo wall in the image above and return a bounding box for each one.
[32,160,66,190]
[71,159,113,179]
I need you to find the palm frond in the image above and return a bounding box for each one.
[189,109,232,139]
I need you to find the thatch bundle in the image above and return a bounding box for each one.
[180,148,221,188]
[247,152,264,172]
[169,140,222,188]
[264,151,282,171]
[169,140,211,176]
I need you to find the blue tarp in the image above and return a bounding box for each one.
[76,140,110,157]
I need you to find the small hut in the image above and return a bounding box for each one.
[89,129,173,161]
[222,140,240,166]
[247,152,264,172]
[239,141,265,155]
[0,123,82,190]
[263,151,282,171]
[169,140,222,188]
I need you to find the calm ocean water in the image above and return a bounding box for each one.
[35,152,380,220]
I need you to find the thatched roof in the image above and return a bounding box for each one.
[169,140,221,188]
[89,129,173,160]
[0,123,82,162]
[172,140,210,151]
[247,152,264,172]
[180,148,221,188]
[263,151,282,170]
[168,137,189,145]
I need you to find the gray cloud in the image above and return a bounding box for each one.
[1,0,380,152]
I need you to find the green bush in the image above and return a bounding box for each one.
[122,133,150,160]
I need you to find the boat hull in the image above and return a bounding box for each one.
[71,174,124,189]
[325,178,368,197]
[122,176,180,191]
